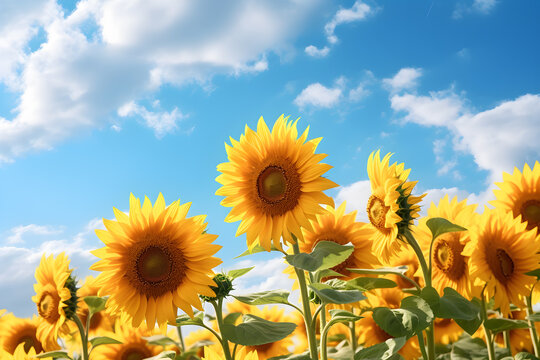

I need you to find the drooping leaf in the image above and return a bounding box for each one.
[35,351,73,359]
[143,335,178,347]
[285,241,354,272]
[354,337,407,359]
[176,311,205,326]
[224,312,242,325]
[228,267,255,279]
[233,290,291,306]
[372,307,419,338]
[346,277,397,291]
[400,295,434,331]
[309,283,366,304]
[89,336,122,348]
[426,217,467,242]
[485,318,529,333]
[450,336,510,360]
[83,296,107,315]
[221,314,296,346]
[436,288,480,320]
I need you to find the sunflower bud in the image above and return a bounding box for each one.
[200,273,234,302]
[63,274,79,320]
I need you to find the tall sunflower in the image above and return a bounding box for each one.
[0,343,37,360]
[492,161,540,231]
[366,151,424,263]
[32,253,76,350]
[299,202,380,279]
[91,321,161,360]
[463,209,540,315]
[416,195,477,298]
[91,193,222,328]
[0,314,49,355]
[216,115,337,251]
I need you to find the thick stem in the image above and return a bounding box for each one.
[211,299,233,360]
[403,228,435,360]
[72,315,89,360]
[292,241,319,360]
[527,295,540,357]
[481,294,496,360]
[176,325,186,353]
[417,332,428,360]
[320,304,327,360]
[350,320,357,354]
[502,330,511,352]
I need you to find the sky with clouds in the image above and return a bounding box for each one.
[0,0,539,317]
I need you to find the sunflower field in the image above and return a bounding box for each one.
[2,115,540,360]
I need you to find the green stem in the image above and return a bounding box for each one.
[527,295,540,357]
[72,314,89,360]
[292,241,319,360]
[403,228,435,360]
[417,332,428,360]
[502,330,511,352]
[320,304,328,360]
[350,319,357,354]
[481,293,496,360]
[211,299,233,360]
[176,324,186,353]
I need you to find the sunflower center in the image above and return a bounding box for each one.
[258,166,287,202]
[432,235,466,281]
[37,292,59,321]
[496,249,514,279]
[120,347,152,360]
[522,200,540,229]
[136,246,172,283]
[367,195,389,230]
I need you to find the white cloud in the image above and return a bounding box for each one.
[305,45,330,58]
[324,1,373,44]
[5,224,63,244]
[118,101,187,138]
[453,0,497,18]
[230,256,294,295]
[349,83,370,102]
[334,180,371,222]
[294,82,343,109]
[0,0,322,162]
[383,67,423,93]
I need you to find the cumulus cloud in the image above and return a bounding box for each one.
[294,82,343,109]
[305,45,330,58]
[230,256,294,295]
[0,0,322,162]
[118,101,187,138]
[383,67,423,93]
[453,0,497,18]
[5,224,63,244]
[334,180,371,222]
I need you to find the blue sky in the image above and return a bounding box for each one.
[0,0,539,317]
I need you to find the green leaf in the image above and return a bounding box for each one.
[234,244,281,258]
[400,296,434,332]
[525,268,540,280]
[450,336,510,360]
[176,311,205,326]
[143,335,178,346]
[354,337,407,359]
[348,266,408,276]
[233,290,291,306]
[143,350,177,359]
[285,241,354,272]
[328,309,363,323]
[515,352,540,360]
[268,352,311,360]
[313,268,344,282]
[309,283,366,304]
[485,318,529,333]
[528,314,540,322]
[221,314,296,346]
[436,288,480,320]
[372,307,419,338]
[346,277,397,291]
[88,336,122,348]
[426,217,467,241]
[327,345,354,360]
[83,296,107,315]
[228,267,255,279]
[224,312,242,325]
[35,350,73,359]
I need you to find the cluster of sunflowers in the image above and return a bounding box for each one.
[1,115,540,360]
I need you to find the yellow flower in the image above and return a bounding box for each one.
[32,253,75,350]
[366,151,424,263]
[91,321,162,360]
[494,310,539,355]
[0,343,37,360]
[463,209,540,315]
[388,245,424,290]
[74,276,116,337]
[216,115,337,251]
[0,313,50,355]
[433,318,463,345]
[416,195,477,298]
[91,193,222,328]
[202,346,258,360]
[185,328,218,358]
[492,161,540,231]
[298,203,380,279]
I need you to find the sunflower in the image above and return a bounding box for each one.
[433,318,463,345]
[463,209,540,315]
[492,161,540,231]
[366,151,424,263]
[0,314,48,355]
[216,115,337,251]
[298,202,380,279]
[32,253,76,350]
[185,328,218,358]
[0,343,37,360]
[493,310,539,355]
[91,193,222,328]
[416,195,477,298]
[388,245,424,290]
[91,321,161,360]
[72,276,116,337]
[203,346,258,360]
